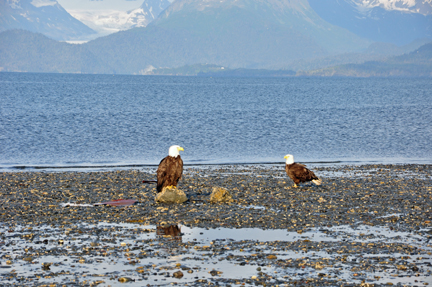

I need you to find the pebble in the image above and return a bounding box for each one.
[173,271,184,278]
[0,164,431,286]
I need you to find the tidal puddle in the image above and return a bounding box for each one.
[1,223,431,286]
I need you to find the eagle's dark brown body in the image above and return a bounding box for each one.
[285,163,321,187]
[156,155,183,193]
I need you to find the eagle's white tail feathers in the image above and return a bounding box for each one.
[312,178,322,186]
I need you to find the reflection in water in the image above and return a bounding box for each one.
[156,225,184,260]
[0,223,430,286]
[156,225,182,240]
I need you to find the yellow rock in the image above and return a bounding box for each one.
[155,187,188,204]
[209,187,233,203]
[315,263,324,270]
[396,265,407,270]
[118,277,133,283]
[173,271,184,278]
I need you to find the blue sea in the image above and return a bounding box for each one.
[1,72,431,171]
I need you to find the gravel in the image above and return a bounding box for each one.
[0,164,431,286]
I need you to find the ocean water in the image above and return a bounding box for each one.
[1,72,431,170]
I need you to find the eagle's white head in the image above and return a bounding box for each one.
[169,145,184,158]
[284,154,294,164]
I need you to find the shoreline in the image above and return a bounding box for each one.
[1,164,431,286]
[1,159,432,173]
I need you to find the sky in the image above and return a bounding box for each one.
[56,0,143,11]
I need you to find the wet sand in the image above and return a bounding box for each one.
[0,164,431,286]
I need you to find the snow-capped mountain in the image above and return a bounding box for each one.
[308,0,432,45]
[69,0,171,36]
[353,0,432,15]
[3,0,430,75]
[0,0,96,41]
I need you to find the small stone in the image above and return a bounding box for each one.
[315,263,324,270]
[318,197,326,203]
[42,263,52,270]
[118,277,133,283]
[209,186,233,203]
[397,265,407,270]
[173,271,184,278]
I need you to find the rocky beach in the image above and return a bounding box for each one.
[0,164,431,286]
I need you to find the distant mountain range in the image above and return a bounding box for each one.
[309,0,432,45]
[0,29,113,73]
[298,42,432,77]
[0,0,96,41]
[0,0,431,76]
[2,0,431,43]
[354,0,432,15]
[0,0,171,41]
[82,0,375,72]
[69,0,171,37]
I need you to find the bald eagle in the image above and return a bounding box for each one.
[142,145,184,192]
[284,154,322,188]
[156,145,184,193]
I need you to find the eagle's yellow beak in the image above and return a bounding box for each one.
[178,147,184,151]
[284,155,288,159]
